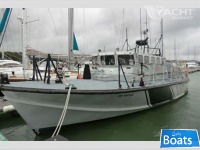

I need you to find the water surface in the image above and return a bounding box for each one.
[0,72,199,141]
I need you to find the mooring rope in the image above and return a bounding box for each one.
[52,84,72,137]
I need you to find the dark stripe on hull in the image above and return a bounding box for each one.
[148,86,173,105]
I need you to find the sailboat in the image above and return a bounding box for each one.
[0,8,32,80]
[0,8,189,134]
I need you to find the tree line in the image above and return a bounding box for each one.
[0,51,22,62]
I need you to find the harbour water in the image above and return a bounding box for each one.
[0,72,200,141]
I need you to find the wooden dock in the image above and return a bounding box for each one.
[8,76,29,82]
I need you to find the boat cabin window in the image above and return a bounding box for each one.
[92,56,98,65]
[144,56,149,64]
[100,55,115,65]
[156,57,160,64]
[138,55,143,63]
[151,57,155,64]
[118,55,134,65]
[161,58,165,64]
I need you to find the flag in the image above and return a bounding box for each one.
[0,8,10,34]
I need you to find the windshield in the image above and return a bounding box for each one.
[118,55,134,65]
[100,55,115,65]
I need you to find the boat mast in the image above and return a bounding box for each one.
[18,8,29,70]
[68,8,74,71]
[121,28,131,51]
[140,8,142,40]
[145,10,148,39]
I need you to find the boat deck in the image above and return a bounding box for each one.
[2,78,176,91]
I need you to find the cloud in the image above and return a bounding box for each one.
[0,8,200,60]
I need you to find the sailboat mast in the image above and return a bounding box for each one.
[22,8,28,70]
[68,8,74,71]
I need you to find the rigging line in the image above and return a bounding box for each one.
[148,15,151,48]
[140,8,142,40]
[111,9,119,48]
[36,8,48,49]
[121,8,125,50]
[60,9,63,53]
[83,8,89,52]
[37,9,49,48]
[48,8,62,50]
[4,54,12,60]
[111,10,118,34]
[4,52,22,60]
[17,9,21,52]
[0,9,3,18]
[5,33,8,50]
[37,8,40,60]
[7,24,16,51]
[27,9,30,47]
[75,9,84,51]
[79,8,87,53]
[28,9,32,47]
[83,8,86,52]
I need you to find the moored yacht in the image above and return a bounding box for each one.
[0,8,189,134]
[186,60,199,72]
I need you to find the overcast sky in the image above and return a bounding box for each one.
[1,7,200,60]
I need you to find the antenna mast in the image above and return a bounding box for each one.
[121,28,131,51]
[174,38,177,62]
[187,44,189,61]
[161,18,164,57]
[140,8,142,40]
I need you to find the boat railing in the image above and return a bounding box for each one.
[146,62,186,86]
[118,58,130,89]
[32,55,42,81]
[31,54,63,84]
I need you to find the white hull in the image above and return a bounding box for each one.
[2,80,188,131]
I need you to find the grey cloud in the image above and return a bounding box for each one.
[0,8,200,61]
